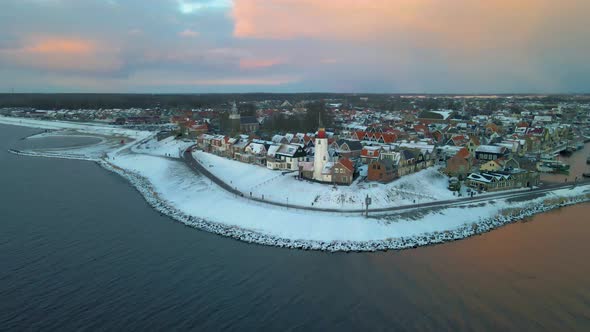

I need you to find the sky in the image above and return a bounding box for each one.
[0,0,589,93]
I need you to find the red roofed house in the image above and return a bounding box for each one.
[444,147,473,179]
[361,146,382,164]
[332,158,355,185]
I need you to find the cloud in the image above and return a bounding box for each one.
[0,36,122,73]
[141,76,299,86]
[239,58,284,69]
[1,0,589,92]
[177,0,232,14]
[232,0,589,49]
[179,29,200,37]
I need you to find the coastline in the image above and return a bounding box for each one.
[98,158,590,251]
[6,147,589,252]
[2,118,590,252]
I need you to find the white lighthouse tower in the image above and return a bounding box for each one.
[313,115,329,181]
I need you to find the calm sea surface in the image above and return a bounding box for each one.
[1,124,589,331]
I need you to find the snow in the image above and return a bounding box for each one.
[432,110,453,120]
[131,136,194,159]
[0,116,149,139]
[4,117,590,251]
[109,153,590,245]
[194,151,458,209]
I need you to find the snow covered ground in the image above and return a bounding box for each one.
[131,136,194,159]
[1,116,152,160]
[110,153,590,246]
[194,151,455,209]
[0,116,148,139]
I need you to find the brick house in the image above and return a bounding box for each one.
[368,158,396,183]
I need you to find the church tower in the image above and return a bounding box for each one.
[313,115,329,181]
[229,101,241,134]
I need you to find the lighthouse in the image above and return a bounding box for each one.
[313,116,329,181]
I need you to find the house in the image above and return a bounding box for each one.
[397,149,419,176]
[360,146,381,163]
[367,158,396,183]
[475,145,508,161]
[444,147,472,179]
[465,172,511,192]
[209,135,227,156]
[332,158,355,185]
[231,136,251,159]
[266,144,306,171]
[197,133,215,151]
[331,139,363,159]
[466,170,539,192]
[242,142,267,165]
[480,159,503,172]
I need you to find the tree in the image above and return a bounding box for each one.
[303,101,333,131]
[238,103,257,116]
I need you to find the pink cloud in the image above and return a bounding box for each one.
[239,58,284,69]
[0,36,121,73]
[232,0,590,51]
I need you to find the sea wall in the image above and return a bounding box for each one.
[98,159,590,252]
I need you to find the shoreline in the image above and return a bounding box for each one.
[7,148,590,252]
[3,119,590,252]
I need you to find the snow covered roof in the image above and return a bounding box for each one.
[467,172,511,183]
[247,143,266,155]
[276,144,304,157]
[322,162,335,175]
[299,161,314,171]
[267,144,280,157]
[432,110,453,120]
[476,145,506,154]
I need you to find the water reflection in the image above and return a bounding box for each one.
[541,143,590,183]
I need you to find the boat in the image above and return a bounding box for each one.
[587,156,590,165]
[536,158,570,174]
[583,172,590,178]
[559,148,574,157]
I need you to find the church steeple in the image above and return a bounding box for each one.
[229,101,241,134]
[229,101,240,120]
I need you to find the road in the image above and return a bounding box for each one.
[183,148,590,214]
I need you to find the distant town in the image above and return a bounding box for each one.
[3,94,589,195]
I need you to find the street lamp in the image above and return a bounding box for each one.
[365,194,372,217]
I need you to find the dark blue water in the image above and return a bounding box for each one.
[1,124,589,331]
